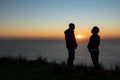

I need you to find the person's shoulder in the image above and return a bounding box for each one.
[90,34,99,39]
[64,29,69,34]
[97,34,100,38]
[95,35,100,40]
[90,35,94,38]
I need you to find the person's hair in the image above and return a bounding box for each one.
[69,23,75,29]
[92,26,99,34]
[69,23,74,27]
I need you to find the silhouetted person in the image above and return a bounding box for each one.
[87,26,100,69]
[64,23,78,67]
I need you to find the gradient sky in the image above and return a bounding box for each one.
[0,0,120,39]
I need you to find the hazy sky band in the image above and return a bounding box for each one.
[0,0,120,38]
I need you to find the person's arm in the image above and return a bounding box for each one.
[87,36,92,52]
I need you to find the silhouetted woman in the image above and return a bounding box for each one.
[87,26,100,69]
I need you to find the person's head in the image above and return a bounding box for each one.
[69,23,75,30]
[91,26,99,34]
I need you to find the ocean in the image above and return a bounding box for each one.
[0,38,120,69]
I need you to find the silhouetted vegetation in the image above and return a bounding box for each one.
[0,56,120,80]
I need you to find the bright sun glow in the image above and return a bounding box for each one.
[76,34,85,39]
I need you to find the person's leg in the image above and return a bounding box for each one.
[94,51,99,69]
[90,51,99,69]
[67,48,75,67]
[90,52,95,67]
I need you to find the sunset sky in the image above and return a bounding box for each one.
[0,0,120,39]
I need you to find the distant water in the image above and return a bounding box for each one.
[0,38,120,69]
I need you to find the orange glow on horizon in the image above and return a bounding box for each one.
[0,32,64,39]
[1,34,120,39]
[0,30,120,39]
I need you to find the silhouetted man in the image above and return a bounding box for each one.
[87,26,100,69]
[64,23,77,67]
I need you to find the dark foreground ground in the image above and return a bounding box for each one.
[0,57,120,80]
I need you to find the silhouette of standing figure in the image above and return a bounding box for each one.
[64,23,78,67]
[87,26,100,69]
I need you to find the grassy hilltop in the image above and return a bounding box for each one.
[0,56,120,80]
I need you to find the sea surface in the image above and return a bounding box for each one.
[0,38,120,69]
